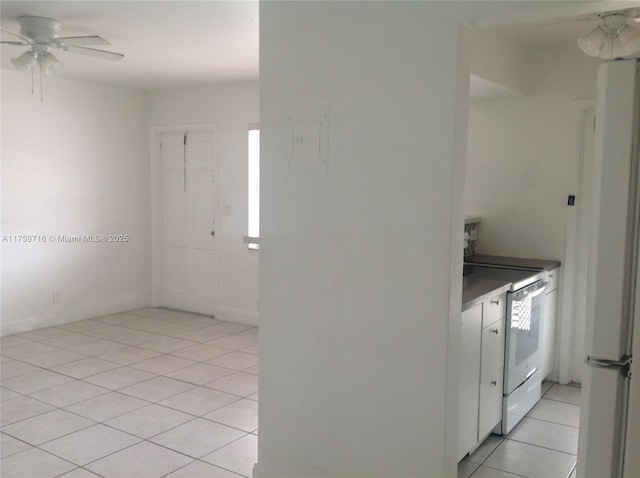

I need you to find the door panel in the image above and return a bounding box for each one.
[623,299,640,477]
[161,129,217,316]
[193,168,216,238]
[578,366,628,478]
[165,246,188,290]
[585,60,637,362]
[577,59,639,478]
[193,248,216,295]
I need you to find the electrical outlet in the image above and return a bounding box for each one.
[52,290,61,304]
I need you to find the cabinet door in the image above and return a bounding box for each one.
[479,317,505,439]
[541,288,558,379]
[458,303,482,460]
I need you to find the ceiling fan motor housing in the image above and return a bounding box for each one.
[17,16,61,43]
[601,12,628,37]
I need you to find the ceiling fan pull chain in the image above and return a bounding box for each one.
[183,133,187,193]
[40,62,44,102]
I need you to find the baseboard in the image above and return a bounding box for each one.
[0,297,147,336]
[545,370,560,383]
[253,462,305,478]
[216,306,259,327]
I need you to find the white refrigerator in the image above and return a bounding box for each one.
[577,59,640,478]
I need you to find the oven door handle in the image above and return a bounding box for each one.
[512,285,546,302]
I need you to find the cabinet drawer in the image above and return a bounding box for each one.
[483,292,505,327]
[546,268,559,292]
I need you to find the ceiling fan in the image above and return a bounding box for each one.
[1,15,124,76]
[577,9,640,59]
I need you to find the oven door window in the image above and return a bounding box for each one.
[513,296,541,366]
[505,285,546,393]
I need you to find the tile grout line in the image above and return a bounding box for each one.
[4,389,251,474]
[523,414,580,429]
[1,310,258,477]
[463,384,580,477]
[502,435,579,457]
[469,463,528,478]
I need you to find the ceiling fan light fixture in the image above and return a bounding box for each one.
[40,52,65,76]
[577,26,606,57]
[578,11,640,59]
[599,36,626,59]
[11,51,36,72]
[619,24,640,56]
[3,15,122,101]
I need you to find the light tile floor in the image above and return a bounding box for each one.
[458,381,582,478]
[1,307,584,478]
[1,308,259,478]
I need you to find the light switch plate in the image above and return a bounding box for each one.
[288,109,329,174]
[292,120,321,162]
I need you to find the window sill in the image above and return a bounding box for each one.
[243,236,260,250]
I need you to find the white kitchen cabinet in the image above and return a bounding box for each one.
[458,292,506,461]
[541,267,560,379]
[479,315,505,439]
[458,302,482,461]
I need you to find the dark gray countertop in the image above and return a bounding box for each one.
[462,276,511,311]
[466,254,561,271]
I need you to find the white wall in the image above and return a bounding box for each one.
[470,28,533,97]
[1,69,150,335]
[259,3,468,475]
[146,81,260,324]
[466,44,599,261]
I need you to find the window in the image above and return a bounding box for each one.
[247,127,260,250]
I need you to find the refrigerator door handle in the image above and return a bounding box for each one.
[586,355,632,379]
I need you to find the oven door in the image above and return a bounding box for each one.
[504,280,546,394]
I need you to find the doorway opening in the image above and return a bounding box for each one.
[457,5,612,476]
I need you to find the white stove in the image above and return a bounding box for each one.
[464,260,552,434]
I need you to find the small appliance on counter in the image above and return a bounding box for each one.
[464,254,561,434]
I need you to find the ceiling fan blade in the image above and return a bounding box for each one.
[1,27,34,44]
[68,45,124,61]
[54,35,110,47]
[0,41,26,45]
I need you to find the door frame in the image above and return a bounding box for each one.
[557,102,596,384]
[149,124,219,313]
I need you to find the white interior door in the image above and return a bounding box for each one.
[161,129,218,316]
[577,59,638,478]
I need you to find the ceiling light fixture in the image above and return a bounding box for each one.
[578,11,640,60]
[10,51,36,72]
[8,45,65,101]
[2,16,123,101]
[39,52,65,76]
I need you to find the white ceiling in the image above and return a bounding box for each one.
[0,2,635,93]
[1,1,259,91]
[479,15,599,53]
